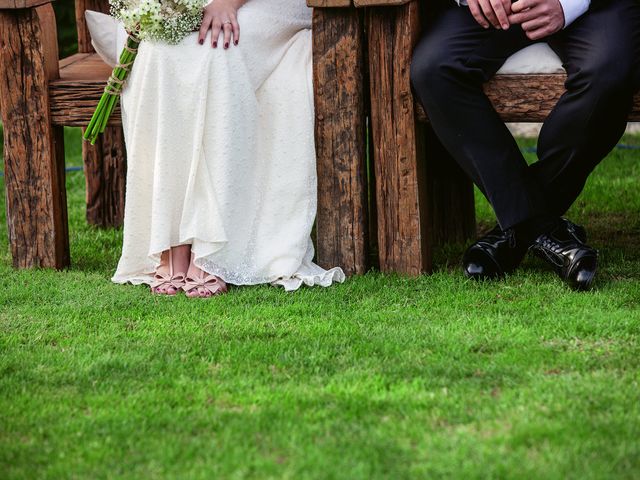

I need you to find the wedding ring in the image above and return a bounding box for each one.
[223,20,232,25]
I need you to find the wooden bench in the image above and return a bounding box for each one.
[1,0,638,272]
[310,0,640,276]
[0,0,123,268]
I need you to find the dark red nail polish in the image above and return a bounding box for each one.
[213,42,217,48]
[199,39,204,45]
[234,40,238,46]
[224,42,229,49]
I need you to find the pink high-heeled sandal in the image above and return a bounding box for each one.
[150,249,186,295]
[183,255,228,298]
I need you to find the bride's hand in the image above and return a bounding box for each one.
[198,0,243,49]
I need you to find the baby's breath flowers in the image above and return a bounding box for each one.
[84,0,207,144]
[111,0,206,44]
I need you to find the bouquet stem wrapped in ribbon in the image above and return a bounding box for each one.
[84,33,140,145]
[84,0,207,145]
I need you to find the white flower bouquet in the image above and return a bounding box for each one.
[84,0,207,144]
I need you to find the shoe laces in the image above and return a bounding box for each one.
[505,228,517,248]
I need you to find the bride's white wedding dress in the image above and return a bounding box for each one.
[111,0,345,291]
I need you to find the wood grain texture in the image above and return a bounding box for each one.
[75,0,109,53]
[313,7,369,276]
[367,2,428,275]
[50,50,119,128]
[70,1,129,230]
[49,54,640,126]
[423,126,476,247]
[416,74,640,122]
[0,0,52,9]
[49,80,122,126]
[0,6,70,268]
[354,0,412,6]
[59,52,112,79]
[82,126,126,228]
[307,0,351,7]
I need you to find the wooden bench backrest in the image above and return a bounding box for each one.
[74,0,110,54]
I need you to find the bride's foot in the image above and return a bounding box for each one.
[184,254,228,298]
[150,245,191,295]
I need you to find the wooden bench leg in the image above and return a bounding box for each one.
[312,7,370,276]
[423,126,476,247]
[0,5,70,269]
[367,1,429,275]
[82,127,127,228]
[75,0,127,229]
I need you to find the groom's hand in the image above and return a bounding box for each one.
[468,0,513,30]
[509,0,565,40]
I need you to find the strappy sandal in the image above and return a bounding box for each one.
[183,255,228,298]
[150,249,187,296]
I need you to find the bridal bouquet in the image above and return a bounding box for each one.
[84,0,207,144]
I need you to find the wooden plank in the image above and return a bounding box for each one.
[308,0,352,7]
[73,2,128,229]
[59,52,112,80]
[312,7,370,276]
[423,126,476,247]
[0,6,69,269]
[354,0,411,6]
[368,1,428,275]
[49,84,640,127]
[416,74,640,122]
[49,80,122,127]
[49,55,640,128]
[82,126,127,228]
[59,52,91,69]
[75,0,109,53]
[0,0,52,9]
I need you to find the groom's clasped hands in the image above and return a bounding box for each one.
[468,0,565,39]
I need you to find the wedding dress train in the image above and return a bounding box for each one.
[111,0,345,291]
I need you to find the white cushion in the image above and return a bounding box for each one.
[498,43,564,74]
[85,10,128,68]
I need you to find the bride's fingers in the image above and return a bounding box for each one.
[222,22,233,49]
[210,19,223,48]
[198,16,212,44]
[232,17,240,45]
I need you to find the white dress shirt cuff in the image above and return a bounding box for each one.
[558,0,590,28]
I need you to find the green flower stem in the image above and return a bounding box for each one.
[84,35,140,145]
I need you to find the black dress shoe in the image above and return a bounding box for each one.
[463,225,528,280]
[561,218,587,244]
[530,221,598,291]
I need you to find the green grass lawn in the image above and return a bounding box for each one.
[1,128,639,479]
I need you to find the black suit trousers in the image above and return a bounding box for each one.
[410,0,640,230]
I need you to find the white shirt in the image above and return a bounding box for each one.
[455,0,591,28]
[557,0,590,27]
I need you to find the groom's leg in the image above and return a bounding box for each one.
[410,4,544,231]
[532,0,640,216]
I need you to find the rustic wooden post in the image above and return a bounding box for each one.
[423,126,476,246]
[309,0,370,276]
[365,0,429,275]
[0,0,70,269]
[363,0,476,271]
[76,0,127,228]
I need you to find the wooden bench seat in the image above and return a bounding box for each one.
[50,53,121,127]
[310,0,640,277]
[51,53,640,127]
[417,75,640,123]
[0,0,637,272]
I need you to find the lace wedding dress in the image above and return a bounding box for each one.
[111,0,345,291]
